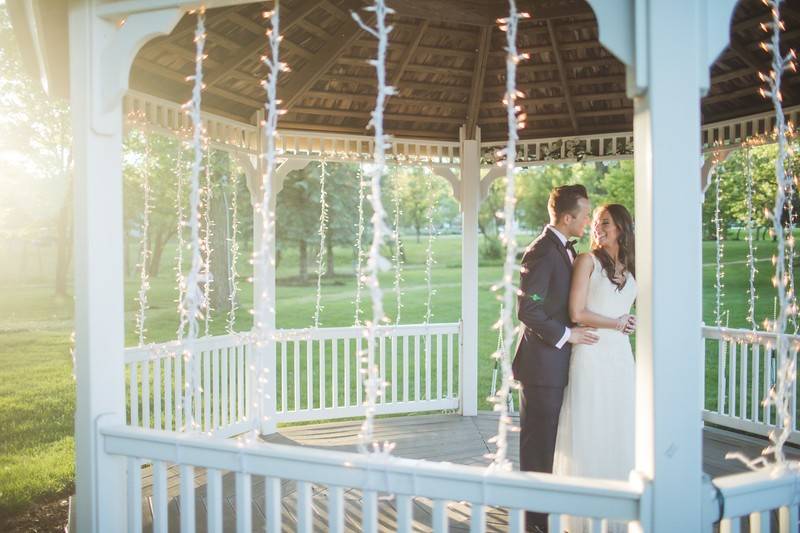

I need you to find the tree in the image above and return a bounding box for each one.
[392,167,454,243]
[276,165,321,282]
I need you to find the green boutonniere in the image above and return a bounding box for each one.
[531,293,543,302]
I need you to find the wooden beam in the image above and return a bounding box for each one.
[547,19,579,133]
[290,107,465,125]
[466,26,491,140]
[390,21,429,87]
[280,1,369,112]
[203,0,320,91]
[318,74,474,95]
[729,42,764,71]
[303,90,468,110]
[387,0,595,26]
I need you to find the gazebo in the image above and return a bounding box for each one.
[9,0,800,531]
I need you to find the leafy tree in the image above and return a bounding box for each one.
[391,167,457,243]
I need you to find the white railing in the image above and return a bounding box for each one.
[124,334,254,438]
[101,424,647,533]
[124,322,462,434]
[701,326,800,444]
[272,322,462,423]
[706,466,800,532]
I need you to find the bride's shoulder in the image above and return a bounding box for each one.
[573,252,596,271]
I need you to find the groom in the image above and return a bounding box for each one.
[513,184,597,532]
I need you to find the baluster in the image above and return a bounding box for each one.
[403,335,410,402]
[179,465,195,533]
[194,349,202,428]
[265,476,282,533]
[589,517,607,533]
[294,341,301,411]
[174,355,183,430]
[396,495,413,533]
[130,362,139,426]
[362,490,378,533]
[332,339,339,409]
[718,339,727,415]
[212,348,220,429]
[470,503,486,533]
[235,472,252,533]
[548,514,563,533]
[328,485,344,533]
[391,334,398,403]
[414,334,421,402]
[740,343,748,420]
[152,460,168,533]
[508,508,525,533]
[237,344,244,421]
[380,333,387,404]
[222,348,229,427]
[203,350,211,432]
[307,339,313,409]
[127,457,142,533]
[207,468,223,533]
[748,511,768,533]
[779,505,798,533]
[765,346,773,424]
[297,481,312,533]
[752,343,761,422]
[432,500,448,532]
[344,338,351,408]
[143,360,151,429]
[154,357,162,430]
[448,333,454,399]
[437,334,443,400]
[729,341,737,417]
[320,339,326,410]
[792,348,798,429]
[356,336,363,406]
[720,517,741,533]
[165,355,173,430]
[425,332,432,400]
[280,341,288,413]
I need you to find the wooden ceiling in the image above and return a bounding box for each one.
[129,0,800,142]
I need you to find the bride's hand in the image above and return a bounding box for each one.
[616,314,636,334]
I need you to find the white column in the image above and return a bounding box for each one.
[633,1,704,530]
[460,126,481,416]
[70,3,126,531]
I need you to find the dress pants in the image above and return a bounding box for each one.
[519,385,565,532]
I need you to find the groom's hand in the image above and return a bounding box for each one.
[568,327,599,345]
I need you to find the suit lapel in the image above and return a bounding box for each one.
[545,228,572,269]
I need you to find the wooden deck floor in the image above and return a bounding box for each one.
[139,412,800,532]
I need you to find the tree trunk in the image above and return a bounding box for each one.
[415,225,421,243]
[210,191,232,312]
[299,239,308,282]
[54,177,73,296]
[147,226,174,278]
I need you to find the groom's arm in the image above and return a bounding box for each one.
[517,249,569,347]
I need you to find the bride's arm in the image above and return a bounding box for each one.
[569,253,629,330]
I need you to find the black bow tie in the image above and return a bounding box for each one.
[565,239,577,255]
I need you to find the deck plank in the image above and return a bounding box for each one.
[138,412,798,531]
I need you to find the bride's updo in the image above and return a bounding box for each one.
[591,204,635,291]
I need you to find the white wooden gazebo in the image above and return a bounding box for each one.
[9,0,800,531]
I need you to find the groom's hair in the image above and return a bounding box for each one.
[548,184,588,222]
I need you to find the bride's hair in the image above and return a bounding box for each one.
[591,204,635,291]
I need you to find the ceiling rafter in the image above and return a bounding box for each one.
[547,19,579,133]
[202,0,320,91]
[390,21,429,87]
[466,26,491,139]
[280,1,369,112]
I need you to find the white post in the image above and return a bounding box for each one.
[632,1,705,529]
[460,126,481,416]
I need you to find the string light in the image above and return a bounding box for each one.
[202,139,214,337]
[392,167,404,324]
[488,0,528,472]
[352,0,395,455]
[313,159,329,328]
[354,162,367,326]
[745,143,759,331]
[712,144,727,328]
[175,132,189,341]
[131,115,152,346]
[178,7,208,432]
[227,171,240,333]
[424,168,437,325]
[728,0,796,468]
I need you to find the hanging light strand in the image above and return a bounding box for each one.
[712,145,727,328]
[227,173,241,333]
[313,159,329,328]
[202,140,214,337]
[179,8,208,432]
[728,0,796,468]
[352,0,395,455]
[134,120,152,346]
[745,143,759,331]
[175,133,188,341]
[392,168,404,324]
[424,168,437,324]
[354,162,367,326]
[489,0,529,472]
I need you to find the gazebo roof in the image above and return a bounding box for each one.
[9,0,800,143]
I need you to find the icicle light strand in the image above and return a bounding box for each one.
[313,159,329,328]
[745,143,759,331]
[392,167,404,324]
[424,168,437,324]
[135,121,152,346]
[713,146,727,328]
[227,172,240,333]
[352,0,395,455]
[202,140,214,337]
[354,162,367,326]
[175,134,188,341]
[489,0,529,472]
[728,0,797,468]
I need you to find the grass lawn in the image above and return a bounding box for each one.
[0,230,795,519]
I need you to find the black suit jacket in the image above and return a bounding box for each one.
[512,228,574,388]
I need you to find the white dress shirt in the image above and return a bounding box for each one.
[546,225,572,349]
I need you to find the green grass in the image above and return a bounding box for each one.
[0,230,797,518]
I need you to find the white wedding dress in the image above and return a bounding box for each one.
[552,254,637,533]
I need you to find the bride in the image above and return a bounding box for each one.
[552,204,637,533]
